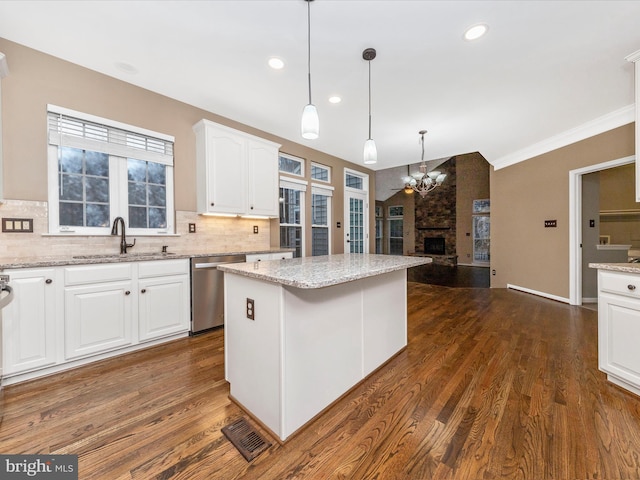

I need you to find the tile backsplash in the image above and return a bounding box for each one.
[0,200,272,258]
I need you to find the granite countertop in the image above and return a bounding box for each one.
[0,248,293,270]
[589,263,640,274]
[218,253,431,289]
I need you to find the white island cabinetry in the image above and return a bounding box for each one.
[220,253,430,442]
[592,264,640,396]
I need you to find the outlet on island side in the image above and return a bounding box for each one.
[246,298,255,320]
[189,223,196,233]
[253,225,259,234]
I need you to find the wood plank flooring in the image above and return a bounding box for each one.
[2,283,640,479]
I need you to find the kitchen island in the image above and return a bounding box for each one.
[219,253,430,442]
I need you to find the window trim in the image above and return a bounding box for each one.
[278,152,305,177]
[311,188,332,256]
[46,106,175,236]
[279,181,306,257]
[310,162,331,183]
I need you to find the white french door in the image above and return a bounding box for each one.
[343,169,369,254]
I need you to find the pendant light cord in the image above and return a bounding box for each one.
[368,60,372,140]
[307,0,312,105]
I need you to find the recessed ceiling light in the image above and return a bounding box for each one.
[114,61,138,74]
[464,23,488,41]
[268,57,285,69]
[328,96,341,104]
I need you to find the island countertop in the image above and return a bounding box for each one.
[218,253,431,289]
[589,263,640,274]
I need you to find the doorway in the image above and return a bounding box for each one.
[569,155,635,305]
[343,169,369,253]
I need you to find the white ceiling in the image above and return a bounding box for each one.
[1,1,639,172]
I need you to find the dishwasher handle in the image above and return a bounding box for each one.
[194,261,242,269]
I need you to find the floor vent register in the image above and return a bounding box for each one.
[222,417,272,461]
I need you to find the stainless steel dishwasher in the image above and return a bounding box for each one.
[190,254,246,334]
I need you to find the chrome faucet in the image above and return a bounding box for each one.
[111,216,136,254]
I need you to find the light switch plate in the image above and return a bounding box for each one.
[2,217,34,233]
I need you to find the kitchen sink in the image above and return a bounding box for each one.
[73,252,177,259]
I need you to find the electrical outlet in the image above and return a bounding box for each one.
[544,220,557,228]
[492,269,496,276]
[253,225,259,234]
[189,223,196,233]
[246,298,255,320]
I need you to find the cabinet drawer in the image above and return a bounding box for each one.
[599,271,640,298]
[138,259,189,278]
[65,263,133,286]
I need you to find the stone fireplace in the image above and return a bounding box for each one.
[414,157,457,265]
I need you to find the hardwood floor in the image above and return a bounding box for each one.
[2,283,640,479]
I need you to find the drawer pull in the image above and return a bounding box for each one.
[141,289,147,294]
[125,290,131,295]
[45,278,53,284]
[628,284,636,291]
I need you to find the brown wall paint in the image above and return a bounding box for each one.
[490,123,635,298]
[0,38,375,255]
[455,153,490,264]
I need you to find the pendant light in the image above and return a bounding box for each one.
[363,48,377,165]
[301,0,319,139]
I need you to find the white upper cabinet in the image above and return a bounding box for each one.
[627,49,640,201]
[194,119,281,217]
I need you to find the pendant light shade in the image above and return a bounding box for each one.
[363,139,377,165]
[301,0,319,140]
[363,48,377,165]
[301,104,319,140]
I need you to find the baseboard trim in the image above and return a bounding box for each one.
[507,284,570,304]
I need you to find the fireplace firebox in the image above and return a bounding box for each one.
[424,237,445,255]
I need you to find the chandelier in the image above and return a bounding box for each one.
[403,130,446,197]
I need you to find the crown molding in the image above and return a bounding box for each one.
[491,104,635,171]
[626,49,640,63]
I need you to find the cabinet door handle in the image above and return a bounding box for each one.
[210,202,215,207]
[45,278,53,284]
[125,290,131,295]
[141,289,146,294]
[628,284,636,291]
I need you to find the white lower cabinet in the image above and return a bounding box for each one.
[597,269,640,396]
[2,259,190,385]
[245,251,294,262]
[2,268,58,375]
[64,280,134,360]
[138,260,190,342]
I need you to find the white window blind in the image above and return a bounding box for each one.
[47,107,174,166]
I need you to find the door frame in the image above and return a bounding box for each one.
[343,168,370,254]
[568,154,635,305]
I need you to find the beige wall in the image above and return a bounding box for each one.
[0,38,375,256]
[455,153,490,265]
[490,123,635,298]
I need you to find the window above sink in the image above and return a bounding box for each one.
[46,105,175,236]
